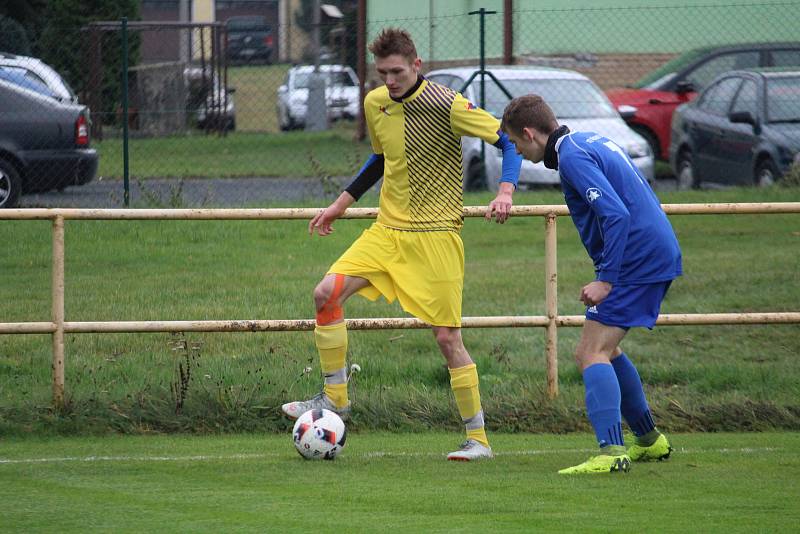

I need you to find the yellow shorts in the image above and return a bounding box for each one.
[328,223,464,327]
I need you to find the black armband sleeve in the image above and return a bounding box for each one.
[345,153,384,201]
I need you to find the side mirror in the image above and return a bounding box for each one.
[729,110,756,125]
[729,110,761,134]
[617,104,637,120]
[278,85,287,93]
[676,80,695,94]
[227,86,236,94]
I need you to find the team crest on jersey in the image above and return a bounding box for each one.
[379,105,391,116]
[586,188,602,203]
[465,101,476,111]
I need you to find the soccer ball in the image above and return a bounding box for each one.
[292,408,347,460]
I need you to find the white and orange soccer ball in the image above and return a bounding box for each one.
[292,408,347,460]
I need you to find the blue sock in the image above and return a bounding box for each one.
[612,353,656,438]
[583,363,624,448]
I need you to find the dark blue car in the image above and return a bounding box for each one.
[669,68,800,189]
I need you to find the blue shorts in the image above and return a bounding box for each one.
[585,281,672,330]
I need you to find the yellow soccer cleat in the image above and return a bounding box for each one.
[628,433,673,462]
[558,453,631,475]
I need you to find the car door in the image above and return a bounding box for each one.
[718,77,761,185]
[689,76,743,182]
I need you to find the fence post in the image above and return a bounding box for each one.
[52,215,65,409]
[545,213,559,398]
[121,17,130,207]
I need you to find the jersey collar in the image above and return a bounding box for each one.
[390,75,426,103]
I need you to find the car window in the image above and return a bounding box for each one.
[328,71,356,87]
[697,77,743,115]
[685,52,759,91]
[730,79,759,118]
[771,49,800,67]
[634,47,710,89]
[468,78,616,119]
[427,74,455,90]
[766,76,800,123]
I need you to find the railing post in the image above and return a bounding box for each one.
[52,215,65,409]
[544,213,559,398]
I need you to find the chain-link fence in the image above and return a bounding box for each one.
[2,1,799,208]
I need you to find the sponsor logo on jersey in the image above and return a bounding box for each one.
[587,305,598,313]
[586,187,602,203]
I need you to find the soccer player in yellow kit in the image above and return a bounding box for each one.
[281,28,522,460]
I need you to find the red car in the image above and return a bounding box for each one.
[607,42,800,160]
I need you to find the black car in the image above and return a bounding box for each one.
[0,79,98,208]
[669,69,800,189]
[226,16,274,64]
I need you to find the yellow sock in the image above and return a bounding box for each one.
[315,322,349,408]
[449,364,489,447]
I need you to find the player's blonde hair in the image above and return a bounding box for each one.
[368,27,418,62]
[501,95,559,136]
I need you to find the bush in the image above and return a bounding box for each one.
[782,161,800,187]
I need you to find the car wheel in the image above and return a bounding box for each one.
[676,150,698,190]
[755,158,778,187]
[631,125,661,161]
[0,158,22,208]
[465,158,489,191]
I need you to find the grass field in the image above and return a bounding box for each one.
[1,187,799,435]
[2,432,799,532]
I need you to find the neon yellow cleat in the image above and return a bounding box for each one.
[558,453,631,475]
[628,433,673,462]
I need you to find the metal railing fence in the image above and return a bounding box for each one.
[2,202,800,408]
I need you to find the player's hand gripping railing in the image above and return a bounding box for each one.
[2,203,800,408]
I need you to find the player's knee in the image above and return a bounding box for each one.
[433,327,459,350]
[313,280,333,311]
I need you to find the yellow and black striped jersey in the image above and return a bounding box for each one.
[364,78,501,231]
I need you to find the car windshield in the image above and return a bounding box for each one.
[469,78,617,119]
[766,76,800,122]
[228,17,268,31]
[633,48,710,89]
[294,70,354,89]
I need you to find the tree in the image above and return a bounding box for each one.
[0,15,32,55]
[35,0,141,125]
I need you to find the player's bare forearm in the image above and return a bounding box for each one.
[309,191,356,236]
[485,182,515,224]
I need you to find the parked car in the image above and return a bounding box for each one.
[184,66,236,131]
[0,79,98,208]
[669,68,800,189]
[277,64,359,130]
[226,16,273,64]
[426,66,653,190]
[0,52,78,104]
[607,42,800,160]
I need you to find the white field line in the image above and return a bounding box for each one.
[0,447,783,465]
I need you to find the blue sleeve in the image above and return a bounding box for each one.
[345,153,384,201]
[560,149,630,285]
[492,131,522,188]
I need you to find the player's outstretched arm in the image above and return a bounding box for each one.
[309,191,355,236]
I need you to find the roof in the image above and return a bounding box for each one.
[426,65,588,81]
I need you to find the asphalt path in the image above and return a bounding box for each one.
[18,176,678,209]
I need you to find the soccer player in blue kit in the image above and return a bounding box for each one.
[494,95,681,474]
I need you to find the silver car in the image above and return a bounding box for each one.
[277,64,359,130]
[0,52,78,104]
[426,66,654,190]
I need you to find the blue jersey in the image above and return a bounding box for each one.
[556,131,682,285]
